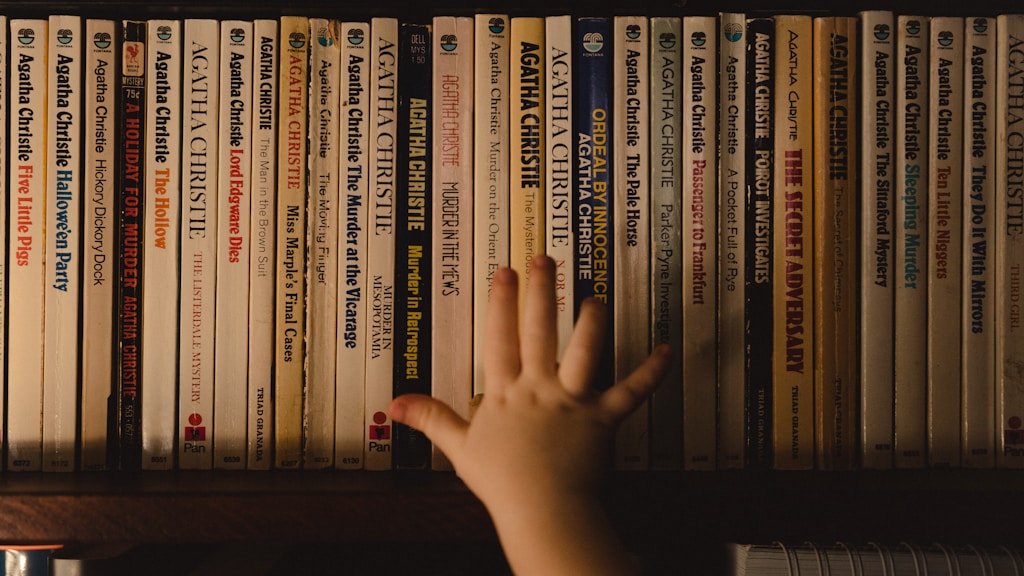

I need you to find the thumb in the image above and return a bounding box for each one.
[389,394,468,459]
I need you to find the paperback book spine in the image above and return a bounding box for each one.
[363,17,398,470]
[962,16,996,468]
[81,18,117,471]
[744,17,773,469]
[472,14,510,399]
[336,20,370,470]
[681,15,717,471]
[613,15,650,470]
[304,18,340,469]
[649,15,683,470]
[510,17,545,305]
[0,15,7,469]
[274,15,307,469]
[214,20,253,470]
[772,14,814,470]
[247,18,277,471]
[116,19,146,471]
[927,16,965,468]
[894,15,929,469]
[717,11,747,470]
[178,18,219,470]
[394,20,432,470]
[44,14,83,472]
[546,14,573,360]
[574,16,614,391]
[858,9,896,470]
[141,18,181,470]
[996,14,1024,468]
[430,16,474,471]
[8,18,48,472]
[812,16,858,471]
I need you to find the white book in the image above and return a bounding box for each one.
[926,16,964,468]
[305,18,341,469]
[717,11,746,469]
[996,14,1024,468]
[8,19,48,472]
[80,18,117,471]
[178,19,219,470]
[274,15,308,469]
[364,17,398,470]
[141,18,181,470]
[247,18,277,470]
[649,16,683,470]
[336,21,370,469]
[214,20,253,470]
[431,16,475,471]
[894,15,929,469]
[472,14,510,398]
[0,15,6,470]
[546,14,573,359]
[681,15,717,471]
[43,15,82,471]
[961,16,996,468]
[613,15,650,470]
[859,9,896,470]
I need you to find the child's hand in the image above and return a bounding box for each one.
[390,254,670,575]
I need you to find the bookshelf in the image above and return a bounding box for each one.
[1,0,1023,573]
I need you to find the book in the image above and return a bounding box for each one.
[363,16,399,470]
[247,18,277,471]
[394,20,433,470]
[859,9,896,470]
[613,15,650,470]
[274,15,307,469]
[681,15,717,471]
[744,16,774,469]
[962,16,996,468]
[546,14,573,359]
[80,18,117,471]
[141,18,181,470]
[812,16,858,471]
[894,15,929,469]
[8,18,48,472]
[178,18,219,470]
[996,13,1024,468]
[0,15,7,471]
[717,11,747,470]
[729,542,1024,575]
[430,16,474,471]
[214,20,253,470]
[510,16,545,305]
[533,14,573,362]
[649,15,683,470]
[927,16,965,468]
[772,14,814,471]
[304,17,340,469]
[574,16,614,391]
[115,19,147,471]
[472,13,510,399]
[336,20,370,470]
[43,14,83,471]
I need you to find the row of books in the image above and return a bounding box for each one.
[0,10,1022,472]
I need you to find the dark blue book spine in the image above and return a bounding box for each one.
[745,17,773,469]
[116,20,146,471]
[574,17,614,389]
[393,22,432,470]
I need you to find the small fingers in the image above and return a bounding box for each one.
[599,344,672,424]
[484,267,522,388]
[558,297,608,397]
[520,255,558,376]
[389,394,469,461]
